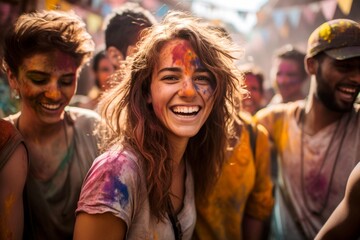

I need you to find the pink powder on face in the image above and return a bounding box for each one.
[171,42,201,75]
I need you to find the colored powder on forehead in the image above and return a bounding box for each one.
[56,54,77,70]
[172,42,202,74]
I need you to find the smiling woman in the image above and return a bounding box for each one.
[74,11,243,240]
[2,10,99,239]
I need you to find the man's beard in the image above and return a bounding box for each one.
[315,66,357,113]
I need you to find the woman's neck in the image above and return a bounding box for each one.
[167,133,189,167]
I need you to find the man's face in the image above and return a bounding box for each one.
[242,74,263,115]
[96,56,115,91]
[315,54,360,112]
[271,58,305,102]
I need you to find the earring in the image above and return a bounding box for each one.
[12,89,20,99]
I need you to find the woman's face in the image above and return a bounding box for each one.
[149,38,215,141]
[8,50,79,125]
[242,74,263,115]
[96,56,114,91]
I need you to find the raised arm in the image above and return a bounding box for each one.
[315,162,360,240]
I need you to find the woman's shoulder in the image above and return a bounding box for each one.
[65,106,100,121]
[65,106,100,132]
[92,146,142,176]
[0,118,25,169]
[0,118,22,149]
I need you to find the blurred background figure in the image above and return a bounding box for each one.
[72,2,157,109]
[86,50,114,107]
[72,50,114,109]
[268,44,309,105]
[194,20,274,240]
[240,63,266,115]
[103,2,157,70]
[91,50,115,92]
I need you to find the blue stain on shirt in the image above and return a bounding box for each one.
[114,177,129,207]
[103,173,129,208]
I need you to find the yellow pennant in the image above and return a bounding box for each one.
[45,0,59,10]
[337,0,353,15]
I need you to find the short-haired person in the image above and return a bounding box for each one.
[240,63,266,115]
[3,10,99,239]
[91,50,114,92]
[104,2,157,70]
[0,119,28,240]
[74,11,243,239]
[255,19,360,239]
[268,44,308,105]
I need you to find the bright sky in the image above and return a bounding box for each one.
[191,0,269,33]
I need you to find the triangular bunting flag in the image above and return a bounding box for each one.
[320,0,338,20]
[87,13,103,34]
[337,0,353,15]
[303,5,317,24]
[272,9,286,28]
[279,22,290,38]
[288,7,301,28]
[256,10,267,25]
[45,0,59,10]
[58,0,72,11]
[143,0,160,11]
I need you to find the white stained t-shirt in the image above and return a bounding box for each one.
[76,146,196,239]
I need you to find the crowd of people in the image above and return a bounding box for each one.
[0,2,359,240]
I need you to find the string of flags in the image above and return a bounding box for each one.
[260,0,354,29]
[246,0,356,50]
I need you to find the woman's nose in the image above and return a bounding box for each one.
[44,87,61,100]
[178,80,196,97]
